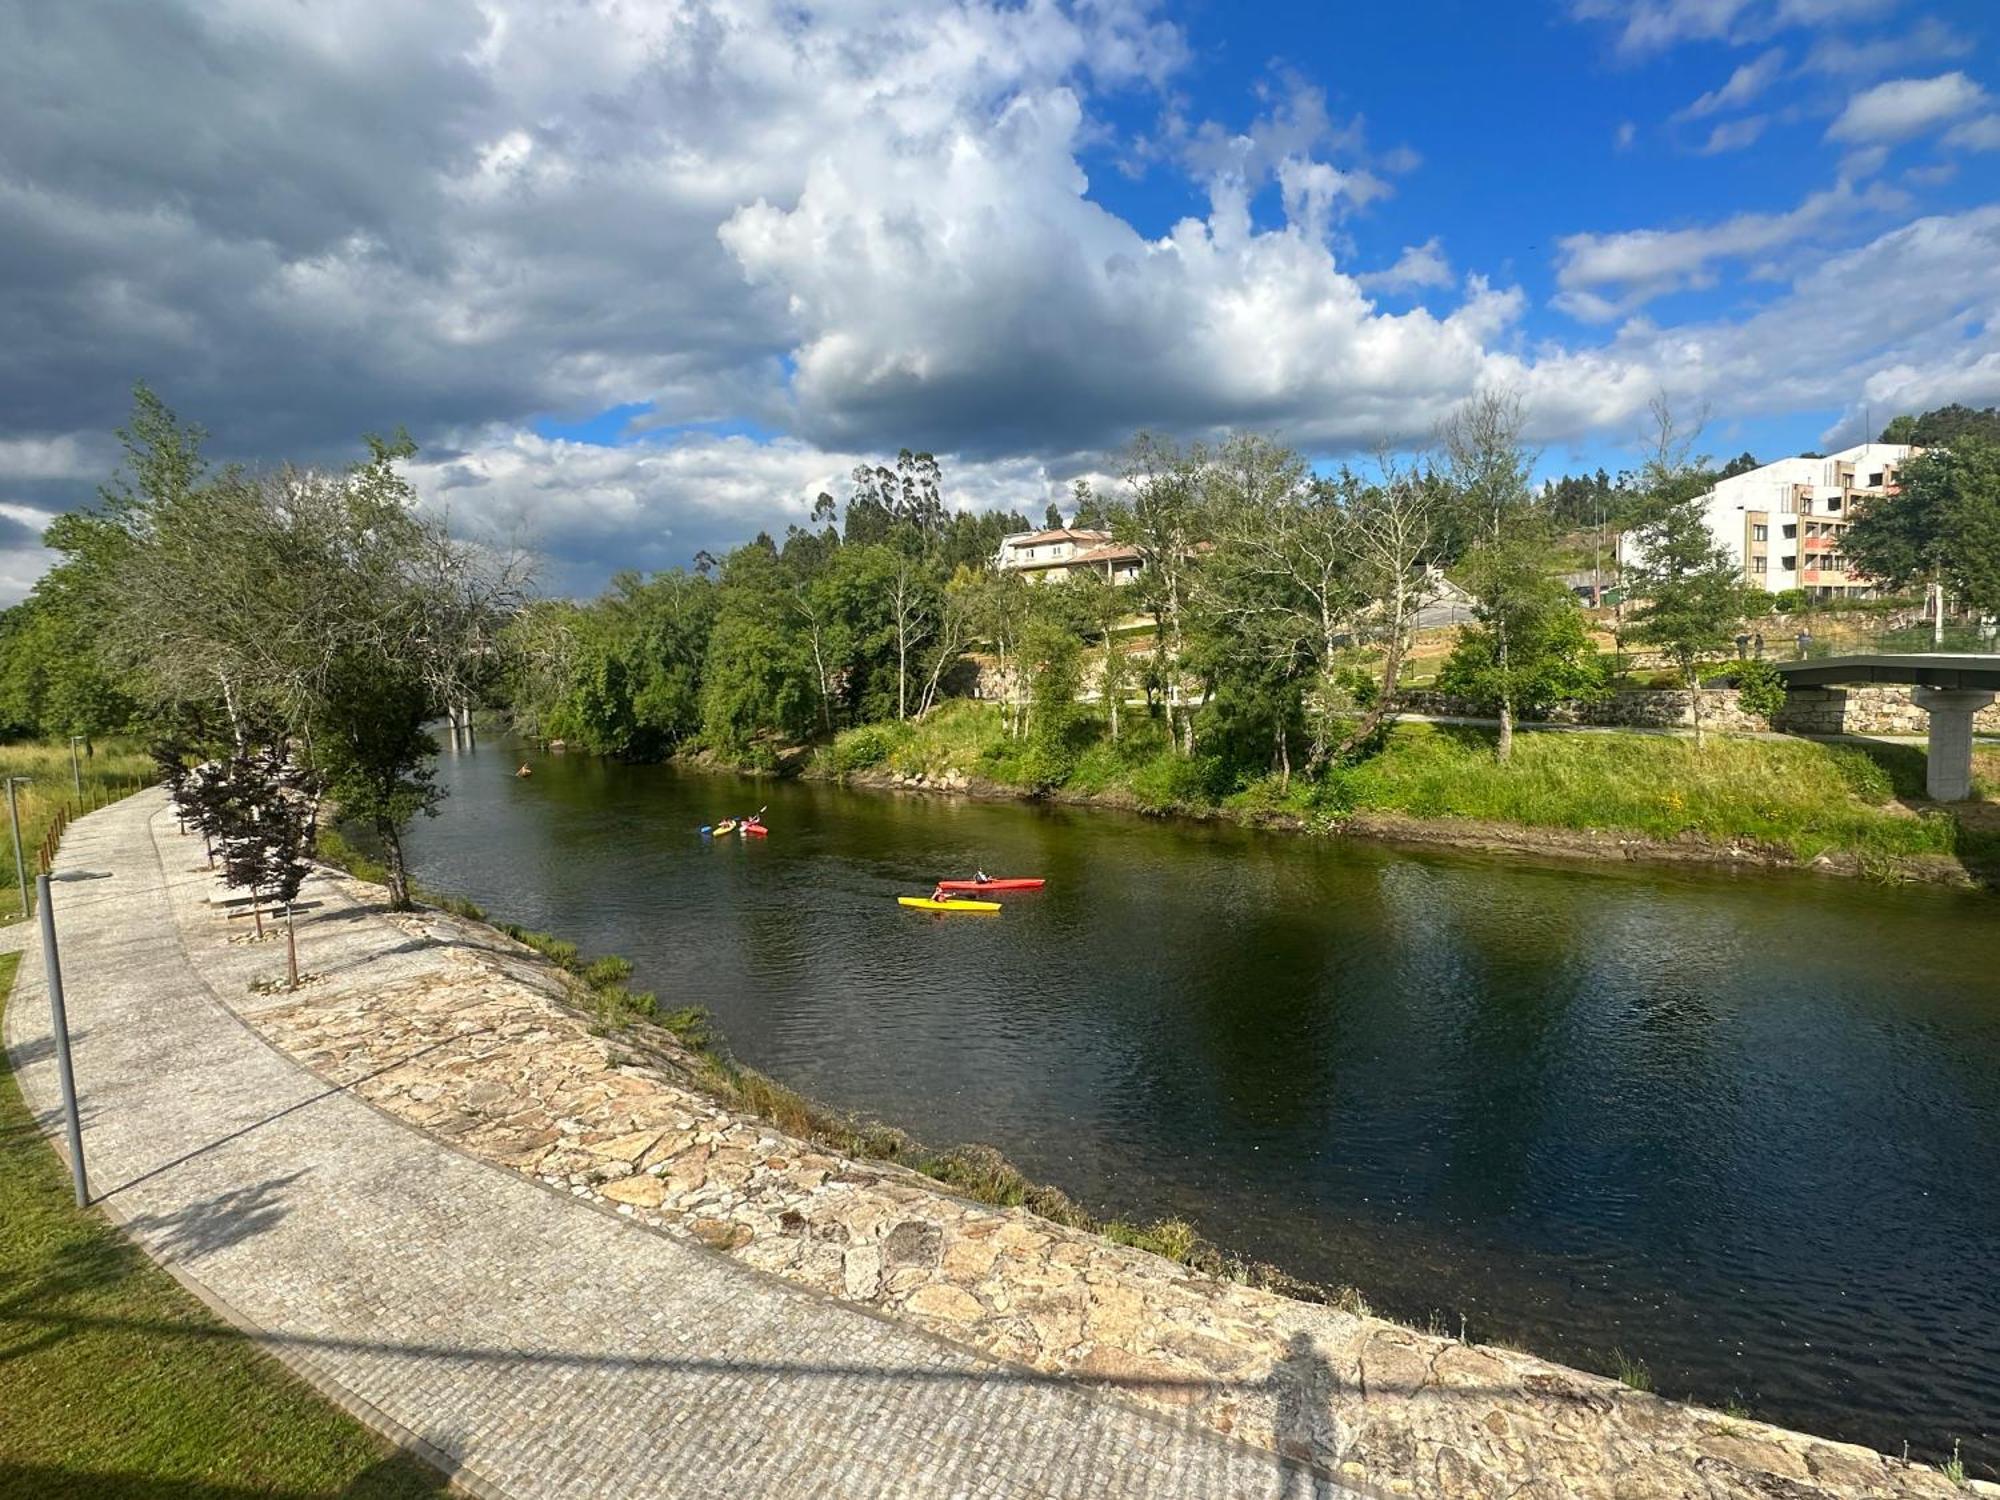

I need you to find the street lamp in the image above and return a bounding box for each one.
[5,775,29,919]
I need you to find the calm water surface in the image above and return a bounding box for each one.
[406,737,2000,1471]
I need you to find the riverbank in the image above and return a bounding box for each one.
[804,703,2000,887]
[226,795,1989,1495]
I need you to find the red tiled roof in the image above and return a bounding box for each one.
[1005,527,1113,547]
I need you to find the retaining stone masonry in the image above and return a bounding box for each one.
[1398,684,2000,736]
[237,861,1980,1498]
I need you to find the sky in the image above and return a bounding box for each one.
[0,0,1995,600]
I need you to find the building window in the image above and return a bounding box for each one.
[1750,556,1768,573]
[1782,523,1797,539]
[1781,555,1797,570]
[1868,472,1883,487]
[1752,524,1768,541]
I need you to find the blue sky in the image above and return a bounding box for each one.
[0,0,1995,596]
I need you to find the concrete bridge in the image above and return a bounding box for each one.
[1774,653,2000,801]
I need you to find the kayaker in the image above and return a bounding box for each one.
[975,868,990,883]
[931,884,950,903]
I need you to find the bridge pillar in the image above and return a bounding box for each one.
[1912,686,1996,802]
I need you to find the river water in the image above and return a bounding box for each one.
[405,737,2000,1471]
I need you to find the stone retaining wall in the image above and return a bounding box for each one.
[1398,683,2000,736]
[244,878,1981,1499]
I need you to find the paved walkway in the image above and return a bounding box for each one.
[4,793,1339,1500]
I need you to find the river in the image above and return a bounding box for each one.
[405,736,2000,1472]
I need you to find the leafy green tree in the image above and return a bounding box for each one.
[1439,600,1607,719]
[1732,658,1788,725]
[1440,388,1555,762]
[1626,495,1747,746]
[1880,404,2000,448]
[1848,438,2000,631]
[1115,434,1210,755]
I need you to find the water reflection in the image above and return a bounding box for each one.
[405,737,2000,1472]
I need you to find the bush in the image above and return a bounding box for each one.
[831,722,902,773]
[580,954,634,989]
[1732,658,1788,723]
[657,1004,716,1050]
[1126,751,1228,813]
[1772,588,1810,614]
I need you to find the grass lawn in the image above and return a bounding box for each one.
[0,740,156,923]
[821,700,1999,871]
[0,951,448,1499]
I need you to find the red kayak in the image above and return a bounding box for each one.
[935,878,1043,892]
[741,822,769,838]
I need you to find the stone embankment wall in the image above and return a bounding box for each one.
[248,877,1981,1499]
[1399,683,2000,736]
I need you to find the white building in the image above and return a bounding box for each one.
[1620,442,1917,599]
[994,527,1144,586]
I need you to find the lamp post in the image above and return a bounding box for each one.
[68,735,83,801]
[5,775,29,920]
[36,873,87,1206]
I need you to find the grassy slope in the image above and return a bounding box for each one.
[0,740,155,922]
[0,951,448,1499]
[820,700,2000,870]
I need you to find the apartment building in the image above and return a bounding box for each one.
[994,527,1144,585]
[1622,442,1918,599]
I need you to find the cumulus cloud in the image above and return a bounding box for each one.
[1826,72,1988,144]
[0,0,1994,605]
[1357,239,1455,293]
[403,430,1074,595]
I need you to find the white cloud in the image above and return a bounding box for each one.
[1678,49,1786,119]
[1357,238,1454,293]
[1553,179,1903,317]
[1826,72,1988,144]
[404,430,1074,595]
[0,435,106,482]
[1615,120,1638,150]
[1697,116,1770,153]
[1572,0,1892,56]
[1943,114,2000,152]
[1838,144,1889,179]
[1801,20,1972,77]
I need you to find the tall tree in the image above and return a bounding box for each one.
[1115,435,1208,755]
[1847,439,2000,637]
[1439,388,1548,763]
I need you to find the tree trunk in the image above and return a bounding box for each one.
[1495,621,1514,765]
[251,889,264,938]
[1933,576,1944,646]
[1105,641,1120,743]
[1688,666,1706,748]
[285,904,299,990]
[380,819,412,909]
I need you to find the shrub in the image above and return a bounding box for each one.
[1126,751,1227,813]
[1732,658,1788,723]
[832,722,901,773]
[657,1004,716,1050]
[1771,588,1810,614]
[592,985,657,1027]
[580,954,635,989]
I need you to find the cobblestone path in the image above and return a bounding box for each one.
[4,793,1337,1500]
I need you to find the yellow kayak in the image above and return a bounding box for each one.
[898,896,1001,913]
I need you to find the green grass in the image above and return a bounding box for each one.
[822,703,1999,871]
[0,739,155,921]
[0,951,448,1497]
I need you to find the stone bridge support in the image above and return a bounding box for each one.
[1912,686,1996,802]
